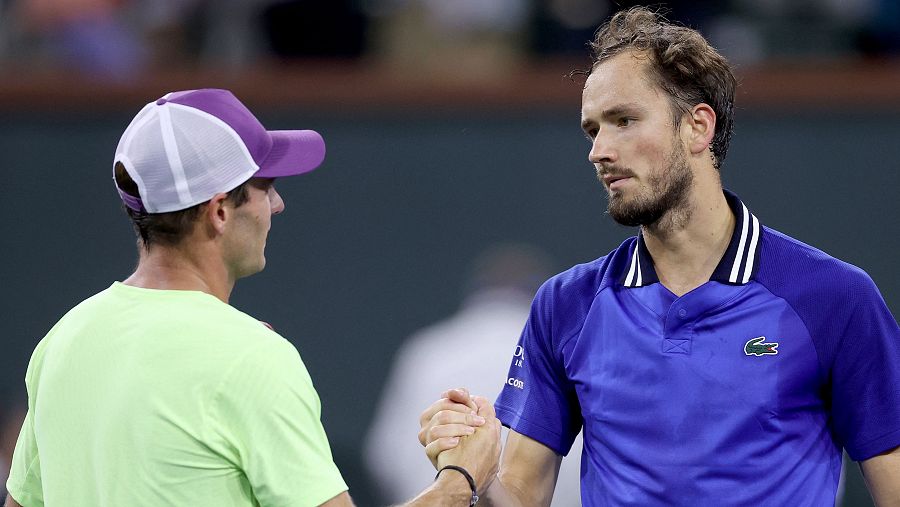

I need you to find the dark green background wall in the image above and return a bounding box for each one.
[2,107,897,505]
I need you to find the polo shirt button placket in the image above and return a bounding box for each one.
[663,306,692,354]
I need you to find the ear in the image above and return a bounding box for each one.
[204,193,231,236]
[685,103,716,156]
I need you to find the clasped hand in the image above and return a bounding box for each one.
[418,388,502,495]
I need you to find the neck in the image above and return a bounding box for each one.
[122,241,234,303]
[641,176,734,296]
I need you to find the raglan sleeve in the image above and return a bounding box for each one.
[494,279,582,456]
[6,339,49,507]
[830,273,900,461]
[207,334,348,507]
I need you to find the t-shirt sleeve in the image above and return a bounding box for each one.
[207,335,348,507]
[494,281,582,456]
[6,339,48,507]
[6,409,44,507]
[829,275,900,461]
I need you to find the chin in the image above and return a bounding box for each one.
[235,259,266,280]
[250,257,267,274]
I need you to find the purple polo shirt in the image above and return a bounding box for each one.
[495,190,900,506]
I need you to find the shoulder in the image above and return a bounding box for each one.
[69,284,296,372]
[530,237,634,341]
[208,312,304,379]
[211,328,315,413]
[754,226,893,365]
[757,226,881,305]
[537,236,633,306]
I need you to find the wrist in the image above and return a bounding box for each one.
[435,465,479,506]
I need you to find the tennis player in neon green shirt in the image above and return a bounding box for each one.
[6,89,499,507]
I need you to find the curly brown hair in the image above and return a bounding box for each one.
[589,6,736,170]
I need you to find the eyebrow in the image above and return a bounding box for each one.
[581,102,647,130]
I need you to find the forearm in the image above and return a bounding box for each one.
[861,446,900,507]
[398,473,474,507]
[475,468,557,507]
[474,476,526,507]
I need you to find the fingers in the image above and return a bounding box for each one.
[431,422,477,439]
[419,410,487,447]
[435,415,504,494]
[471,396,496,418]
[432,410,486,428]
[425,437,461,468]
[419,397,483,446]
[419,397,475,429]
[418,389,493,472]
[441,388,477,411]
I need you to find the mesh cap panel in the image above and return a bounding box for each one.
[166,104,258,209]
[113,89,326,214]
[114,100,257,213]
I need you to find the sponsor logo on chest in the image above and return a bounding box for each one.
[744,336,779,356]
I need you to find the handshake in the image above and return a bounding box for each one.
[417,388,502,502]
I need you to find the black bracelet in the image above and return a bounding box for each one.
[435,465,479,506]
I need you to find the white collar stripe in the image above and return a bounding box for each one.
[619,192,761,288]
[636,256,643,287]
[625,245,639,287]
[742,213,760,284]
[729,202,750,283]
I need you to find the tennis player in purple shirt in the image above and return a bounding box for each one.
[418,7,900,506]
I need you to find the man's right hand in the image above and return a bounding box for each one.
[418,388,501,495]
[418,388,483,467]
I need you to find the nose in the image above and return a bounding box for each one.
[588,131,617,165]
[269,187,285,215]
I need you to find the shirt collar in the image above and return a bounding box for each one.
[620,190,763,288]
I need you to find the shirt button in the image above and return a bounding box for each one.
[678,308,688,318]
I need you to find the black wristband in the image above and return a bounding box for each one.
[435,465,479,506]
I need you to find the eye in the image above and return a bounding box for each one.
[584,128,598,141]
[617,117,634,127]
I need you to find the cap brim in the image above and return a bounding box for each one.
[254,129,326,178]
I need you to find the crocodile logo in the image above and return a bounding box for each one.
[744,336,778,356]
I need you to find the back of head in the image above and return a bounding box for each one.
[112,89,327,250]
[114,162,248,249]
[590,7,737,169]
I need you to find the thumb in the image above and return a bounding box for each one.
[472,396,495,418]
[443,388,476,410]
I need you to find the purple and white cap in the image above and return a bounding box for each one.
[113,88,325,213]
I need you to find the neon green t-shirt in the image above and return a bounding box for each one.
[7,282,348,506]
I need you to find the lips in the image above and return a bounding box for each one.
[602,174,632,190]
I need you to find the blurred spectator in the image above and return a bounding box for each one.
[531,1,725,56]
[9,0,147,78]
[726,0,898,59]
[529,0,610,55]
[0,0,372,77]
[365,243,584,506]
[853,0,900,57]
[261,0,369,60]
[0,0,897,77]
[365,0,531,79]
[529,0,900,63]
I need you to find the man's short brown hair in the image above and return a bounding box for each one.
[590,6,737,169]
[114,162,250,249]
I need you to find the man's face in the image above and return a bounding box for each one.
[223,177,285,279]
[581,51,693,227]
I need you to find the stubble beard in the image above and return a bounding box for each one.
[603,143,693,229]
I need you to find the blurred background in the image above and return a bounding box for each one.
[1,0,899,505]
